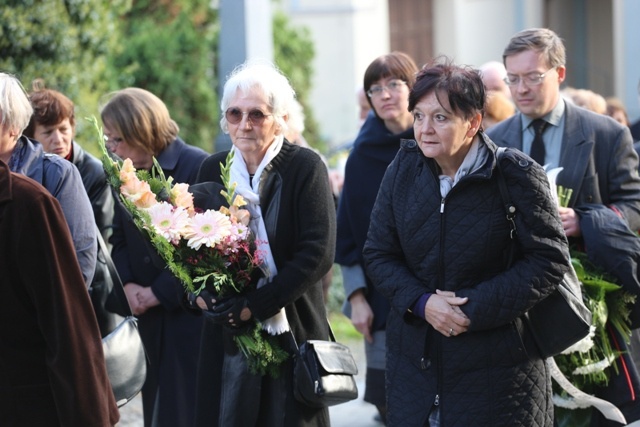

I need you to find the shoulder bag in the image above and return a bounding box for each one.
[495,147,592,358]
[292,319,359,408]
[96,231,148,407]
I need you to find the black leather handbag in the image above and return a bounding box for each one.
[292,321,358,408]
[96,231,148,407]
[495,147,592,358]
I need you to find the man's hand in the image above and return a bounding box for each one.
[558,206,581,237]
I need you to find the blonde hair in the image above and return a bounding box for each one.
[483,90,515,129]
[100,88,179,156]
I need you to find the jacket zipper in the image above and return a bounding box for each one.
[435,196,446,411]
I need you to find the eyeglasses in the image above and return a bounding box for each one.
[103,134,124,151]
[367,80,407,98]
[225,108,272,126]
[504,68,554,87]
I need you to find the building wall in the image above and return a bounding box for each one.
[283,0,390,147]
[281,0,640,148]
[388,0,434,67]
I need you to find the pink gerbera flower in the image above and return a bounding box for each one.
[184,210,233,250]
[146,202,190,244]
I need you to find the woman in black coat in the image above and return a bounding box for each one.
[335,52,418,424]
[191,61,336,426]
[363,59,572,426]
[101,88,209,427]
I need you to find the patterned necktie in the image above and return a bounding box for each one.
[530,119,548,166]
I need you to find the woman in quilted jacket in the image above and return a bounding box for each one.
[363,57,572,426]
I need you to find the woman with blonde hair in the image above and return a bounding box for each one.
[101,87,209,427]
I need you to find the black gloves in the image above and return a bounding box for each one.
[202,295,253,332]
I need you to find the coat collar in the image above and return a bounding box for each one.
[0,161,13,206]
[155,137,184,171]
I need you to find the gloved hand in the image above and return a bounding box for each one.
[202,296,252,329]
[185,289,216,311]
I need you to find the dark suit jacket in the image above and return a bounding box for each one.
[487,101,640,230]
[0,161,119,426]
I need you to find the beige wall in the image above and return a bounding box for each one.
[282,0,390,147]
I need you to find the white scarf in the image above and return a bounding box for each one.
[229,135,290,335]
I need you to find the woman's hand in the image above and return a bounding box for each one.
[136,287,160,314]
[425,290,470,337]
[349,290,374,343]
[123,282,145,315]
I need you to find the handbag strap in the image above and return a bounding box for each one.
[495,147,518,267]
[95,228,134,317]
[289,317,337,350]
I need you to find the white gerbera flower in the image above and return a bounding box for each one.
[146,202,190,244]
[184,210,233,250]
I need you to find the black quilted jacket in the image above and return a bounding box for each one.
[363,134,571,426]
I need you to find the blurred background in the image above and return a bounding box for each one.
[2,0,639,164]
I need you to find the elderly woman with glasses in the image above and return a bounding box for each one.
[193,61,336,427]
[363,58,572,426]
[100,87,209,427]
[335,51,418,424]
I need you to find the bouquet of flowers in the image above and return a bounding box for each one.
[547,169,636,426]
[91,117,288,377]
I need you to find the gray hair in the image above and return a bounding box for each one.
[219,60,295,134]
[502,28,566,69]
[0,72,33,135]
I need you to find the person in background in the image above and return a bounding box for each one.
[0,160,119,426]
[363,57,571,426]
[562,87,607,114]
[605,97,631,127]
[631,79,640,141]
[193,60,336,426]
[482,90,515,130]
[0,72,96,286]
[480,60,512,100]
[23,83,119,335]
[24,81,114,240]
[285,99,335,302]
[357,85,373,127]
[336,51,418,425]
[101,87,209,427]
[487,27,640,426]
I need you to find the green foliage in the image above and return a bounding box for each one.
[109,0,218,152]
[0,0,130,148]
[3,1,321,157]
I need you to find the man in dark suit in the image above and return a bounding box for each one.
[487,27,640,426]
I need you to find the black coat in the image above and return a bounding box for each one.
[363,136,571,426]
[110,137,208,427]
[335,112,413,330]
[70,141,114,237]
[194,141,336,426]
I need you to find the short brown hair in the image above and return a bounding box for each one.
[502,28,566,69]
[24,80,75,138]
[363,52,419,109]
[100,88,179,156]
